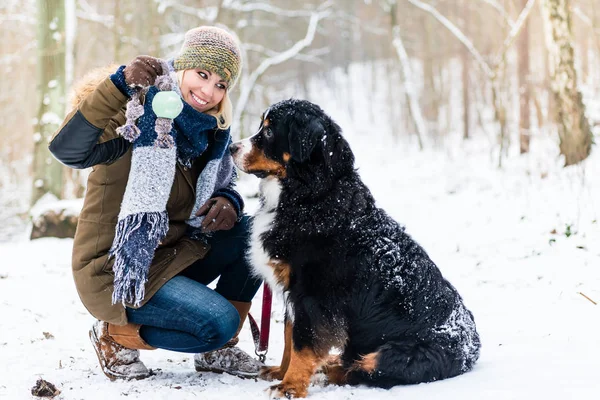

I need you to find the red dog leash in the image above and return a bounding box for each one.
[247,283,272,362]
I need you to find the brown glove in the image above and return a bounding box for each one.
[196,197,238,232]
[123,55,163,87]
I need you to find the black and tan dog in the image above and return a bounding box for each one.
[230,99,480,398]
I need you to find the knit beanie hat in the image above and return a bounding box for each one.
[173,26,242,89]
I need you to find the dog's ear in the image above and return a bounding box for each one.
[320,120,354,176]
[288,118,324,162]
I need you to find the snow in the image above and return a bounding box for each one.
[1,125,599,398]
[29,193,83,220]
[40,112,63,127]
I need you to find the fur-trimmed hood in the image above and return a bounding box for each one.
[68,64,120,111]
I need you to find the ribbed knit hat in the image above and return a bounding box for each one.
[173,26,242,89]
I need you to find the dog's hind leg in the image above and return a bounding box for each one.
[347,340,466,388]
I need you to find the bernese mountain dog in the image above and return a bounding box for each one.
[230,99,480,398]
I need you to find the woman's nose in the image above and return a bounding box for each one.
[200,84,213,98]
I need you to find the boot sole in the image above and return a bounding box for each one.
[89,326,150,381]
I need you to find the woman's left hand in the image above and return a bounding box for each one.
[196,197,237,232]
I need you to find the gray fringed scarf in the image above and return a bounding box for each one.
[110,59,234,306]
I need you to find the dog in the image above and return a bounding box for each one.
[230,99,481,398]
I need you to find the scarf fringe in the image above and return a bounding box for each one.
[117,92,144,142]
[155,117,175,148]
[110,211,169,306]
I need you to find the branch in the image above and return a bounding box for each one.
[407,0,536,78]
[573,6,600,38]
[406,0,493,77]
[155,0,218,21]
[0,15,36,24]
[0,42,36,65]
[334,10,389,36]
[76,0,114,28]
[491,0,536,68]
[579,292,597,305]
[572,6,592,28]
[477,0,515,27]
[224,0,332,18]
[233,8,330,137]
[244,43,328,64]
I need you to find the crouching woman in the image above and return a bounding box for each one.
[48,26,262,380]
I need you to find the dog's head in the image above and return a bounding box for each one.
[230,99,354,181]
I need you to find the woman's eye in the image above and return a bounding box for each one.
[216,83,227,90]
[198,71,208,79]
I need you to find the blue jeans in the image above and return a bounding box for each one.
[126,215,262,353]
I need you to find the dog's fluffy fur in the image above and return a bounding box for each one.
[231,100,480,398]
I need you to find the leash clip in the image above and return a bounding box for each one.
[255,350,267,363]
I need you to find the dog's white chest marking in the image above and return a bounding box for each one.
[248,177,285,293]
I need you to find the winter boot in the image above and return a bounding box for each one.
[194,301,264,378]
[89,320,155,381]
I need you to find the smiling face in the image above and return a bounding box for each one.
[179,68,227,113]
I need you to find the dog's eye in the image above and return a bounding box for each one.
[262,128,273,139]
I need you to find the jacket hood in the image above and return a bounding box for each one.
[69,64,120,111]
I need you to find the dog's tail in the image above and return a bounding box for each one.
[346,338,478,388]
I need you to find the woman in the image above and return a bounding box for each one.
[49,26,263,380]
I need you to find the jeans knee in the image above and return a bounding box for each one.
[206,302,240,349]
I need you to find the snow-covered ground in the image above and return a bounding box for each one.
[1,122,599,399]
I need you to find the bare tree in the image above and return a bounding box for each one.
[518,0,532,154]
[407,0,536,166]
[232,4,332,138]
[541,0,593,166]
[461,0,471,140]
[388,0,426,149]
[31,0,66,205]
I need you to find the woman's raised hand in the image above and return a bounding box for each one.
[123,55,163,88]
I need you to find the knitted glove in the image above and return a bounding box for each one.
[196,197,238,232]
[124,55,163,87]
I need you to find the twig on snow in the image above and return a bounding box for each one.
[578,292,597,305]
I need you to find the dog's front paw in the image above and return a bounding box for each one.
[260,365,285,381]
[267,382,308,399]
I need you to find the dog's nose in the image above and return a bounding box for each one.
[229,142,241,155]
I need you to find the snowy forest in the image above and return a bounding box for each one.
[1,0,599,218]
[1,0,599,399]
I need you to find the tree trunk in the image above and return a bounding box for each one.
[147,2,161,56]
[32,0,66,205]
[580,31,588,84]
[113,0,122,61]
[518,0,531,153]
[493,77,508,168]
[422,15,438,126]
[390,0,425,149]
[542,0,593,166]
[461,0,470,140]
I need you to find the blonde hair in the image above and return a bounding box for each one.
[177,70,232,130]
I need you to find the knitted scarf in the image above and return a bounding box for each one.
[110,59,234,306]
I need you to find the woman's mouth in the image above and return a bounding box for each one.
[190,92,208,107]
